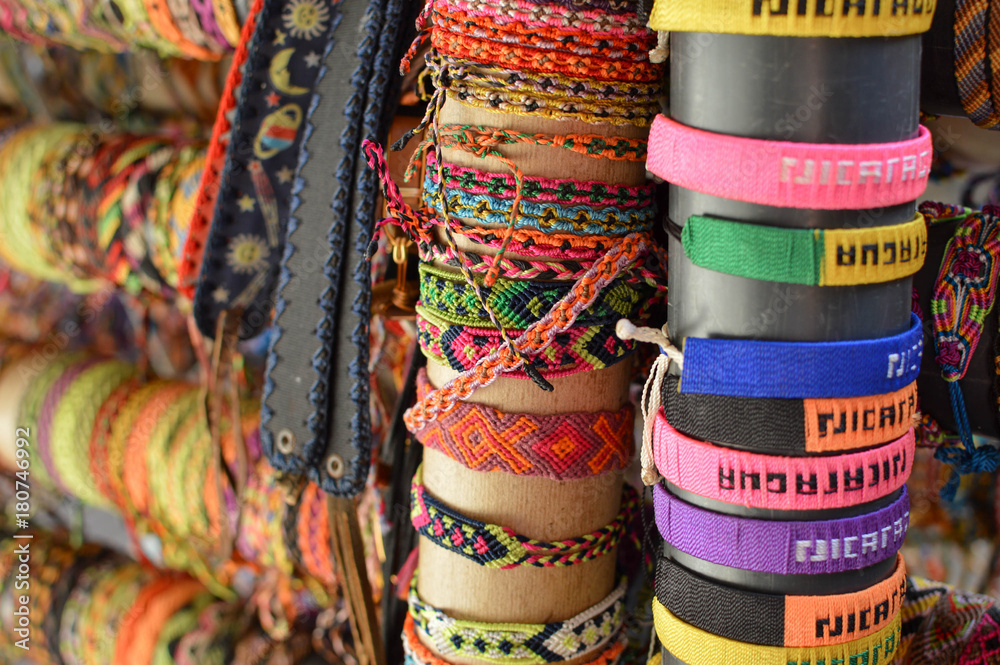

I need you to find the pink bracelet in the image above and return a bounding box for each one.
[653,412,914,511]
[646,115,932,210]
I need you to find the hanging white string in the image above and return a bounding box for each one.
[616,319,683,486]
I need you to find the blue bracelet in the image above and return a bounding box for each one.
[677,313,923,399]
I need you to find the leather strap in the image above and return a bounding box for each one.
[262,0,411,495]
[191,0,345,339]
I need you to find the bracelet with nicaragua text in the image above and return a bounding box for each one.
[653,483,910,575]
[655,552,907,647]
[647,115,932,210]
[411,369,634,480]
[676,312,923,399]
[411,464,635,568]
[408,576,626,664]
[653,412,915,510]
[661,375,918,456]
[678,213,927,286]
[648,0,936,37]
[652,597,902,665]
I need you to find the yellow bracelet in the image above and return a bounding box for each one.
[650,0,935,37]
[652,598,901,665]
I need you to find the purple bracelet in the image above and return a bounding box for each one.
[653,483,909,575]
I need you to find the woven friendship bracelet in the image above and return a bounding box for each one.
[420,243,593,281]
[652,599,902,665]
[426,52,662,108]
[678,213,927,286]
[430,7,652,60]
[412,367,632,479]
[411,464,636,568]
[402,615,627,665]
[653,483,910,575]
[655,553,907,647]
[647,115,932,210]
[428,30,660,84]
[677,312,923,399]
[649,0,935,37]
[409,576,626,664]
[423,179,655,236]
[653,412,915,510]
[425,152,656,206]
[416,314,635,375]
[443,0,647,32]
[661,375,918,456]
[444,85,659,127]
[955,0,1000,129]
[418,263,646,330]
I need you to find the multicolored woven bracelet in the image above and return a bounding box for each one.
[402,615,628,665]
[653,598,903,665]
[656,553,907,648]
[410,368,634,479]
[411,464,636,568]
[423,180,655,236]
[416,313,635,375]
[418,263,646,330]
[424,152,655,207]
[430,7,652,61]
[444,0,646,32]
[420,243,593,281]
[678,212,928,286]
[661,374,919,456]
[409,576,627,664]
[653,411,915,511]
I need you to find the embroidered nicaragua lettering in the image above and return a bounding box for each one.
[754,0,934,17]
[717,446,908,494]
[780,151,931,187]
[786,625,900,665]
[813,576,907,639]
[803,383,917,453]
[886,337,922,379]
[795,511,908,564]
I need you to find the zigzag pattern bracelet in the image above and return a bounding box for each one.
[425,152,655,207]
[418,262,647,330]
[415,314,635,375]
[411,368,634,479]
[423,178,655,236]
[402,615,627,665]
[411,464,636,568]
[408,575,626,663]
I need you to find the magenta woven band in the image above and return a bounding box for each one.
[411,369,635,480]
[653,483,910,575]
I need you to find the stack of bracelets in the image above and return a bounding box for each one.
[0,351,345,599]
[636,1,940,663]
[0,531,316,665]
[0,0,245,58]
[363,0,666,662]
[0,124,206,302]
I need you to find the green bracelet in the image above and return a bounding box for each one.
[678,213,927,286]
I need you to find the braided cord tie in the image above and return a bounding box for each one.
[955,0,1000,129]
[404,232,648,430]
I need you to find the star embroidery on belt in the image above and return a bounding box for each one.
[265,91,281,107]
[276,165,294,184]
[304,51,320,67]
[273,29,287,45]
[238,194,256,212]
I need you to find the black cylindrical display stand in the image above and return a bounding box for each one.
[658,32,923,658]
